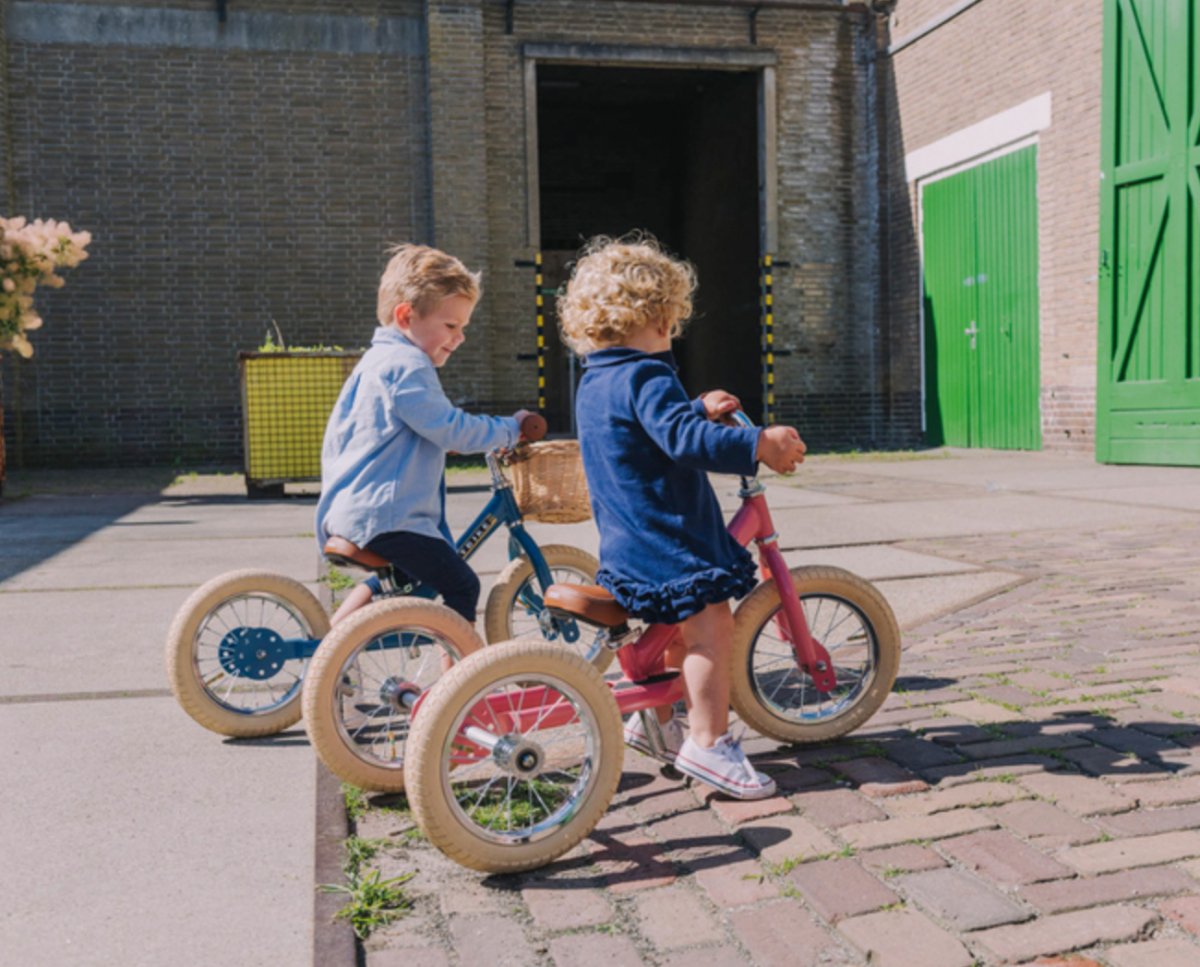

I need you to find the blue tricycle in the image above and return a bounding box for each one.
[165,440,601,759]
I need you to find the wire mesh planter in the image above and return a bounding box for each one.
[239,350,362,498]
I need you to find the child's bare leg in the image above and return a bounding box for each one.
[678,601,734,748]
[330,581,375,626]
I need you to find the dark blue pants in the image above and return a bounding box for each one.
[365,530,480,623]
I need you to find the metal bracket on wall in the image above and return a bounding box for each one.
[216,0,227,24]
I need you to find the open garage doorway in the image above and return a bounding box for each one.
[535,64,762,432]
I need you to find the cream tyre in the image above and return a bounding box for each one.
[405,640,623,873]
[165,569,329,738]
[730,566,901,744]
[302,599,483,792]
[483,545,611,671]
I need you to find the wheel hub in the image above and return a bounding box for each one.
[492,734,544,776]
[219,627,288,679]
[379,678,421,712]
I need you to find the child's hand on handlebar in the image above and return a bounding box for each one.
[756,425,807,474]
[513,409,548,442]
[699,389,741,422]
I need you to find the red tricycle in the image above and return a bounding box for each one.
[395,413,901,872]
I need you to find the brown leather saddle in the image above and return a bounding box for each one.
[543,583,629,629]
[322,536,392,575]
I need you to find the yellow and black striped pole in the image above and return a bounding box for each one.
[535,252,545,413]
[514,254,546,412]
[760,254,776,426]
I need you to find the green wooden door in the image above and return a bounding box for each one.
[923,146,1042,449]
[1098,0,1200,464]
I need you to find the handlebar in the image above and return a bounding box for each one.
[485,410,547,489]
[520,411,548,442]
[727,410,757,431]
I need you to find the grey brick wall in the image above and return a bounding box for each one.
[885,0,1104,451]
[1,0,429,466]
[2,0,913,466]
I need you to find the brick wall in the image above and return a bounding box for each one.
[885,0,1104,451]
[2,0,914,466]
[477,0,918,451]
[1,0,429,466]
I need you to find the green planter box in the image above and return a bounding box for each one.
[239,350,362,498]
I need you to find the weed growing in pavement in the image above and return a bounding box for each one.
[1025,747,1071,764]
[343,783,369,822]
[881,866,903,879]
[851,740,888,758]
[370,792,414,816]
[343,835,386,874]
[321,827,415,940]
[322,868,416,939]
[765,854,807,876]
[322,566,358,593]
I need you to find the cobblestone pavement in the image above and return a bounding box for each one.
[345,514,1200,967]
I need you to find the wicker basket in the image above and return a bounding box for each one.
[505,440,592,523]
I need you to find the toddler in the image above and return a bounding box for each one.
[316,243,535,626]
[558,235,806,800]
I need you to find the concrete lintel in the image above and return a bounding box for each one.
[10,2,423,56]
[905,92,1052,184]
[522,42,777,70]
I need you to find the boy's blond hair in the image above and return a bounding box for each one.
[557,234,696,355]
[377,243,481,326]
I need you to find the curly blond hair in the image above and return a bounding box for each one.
[557,235,696,355]
[377,243,481,327]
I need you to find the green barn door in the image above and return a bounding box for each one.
[923,146,1041,449]
[1098,0,1200,464]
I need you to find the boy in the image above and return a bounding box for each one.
[316,243,535,625]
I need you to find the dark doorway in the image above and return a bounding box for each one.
[536,65,762,432]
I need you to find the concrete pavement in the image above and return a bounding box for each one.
[356,450,1200,967]
[3,449,1200,965]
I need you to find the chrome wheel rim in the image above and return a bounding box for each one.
[331,625,456,771]
[441,673,601,846]
[748,594,879,724]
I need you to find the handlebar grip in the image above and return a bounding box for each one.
[520,412,548,442]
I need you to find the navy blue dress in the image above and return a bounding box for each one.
[576,347,761,624]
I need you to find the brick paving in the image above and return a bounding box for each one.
[354,519,1200,965]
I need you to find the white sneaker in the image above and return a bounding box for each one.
[623,713,684,758]
[674,732,777,800]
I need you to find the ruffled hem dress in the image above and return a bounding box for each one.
[575,347,762,625]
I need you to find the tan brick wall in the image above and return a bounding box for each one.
[3,0,912,464]
[886,0,1104,450]
[472,1,917,450]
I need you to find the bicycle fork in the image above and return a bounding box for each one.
[731,483,839,694]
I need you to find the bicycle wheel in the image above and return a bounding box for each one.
[302,598,483,792]
[483,544,611,672]
[165,570,329,738]
[730,566,901,744]
[405,640,623,873]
